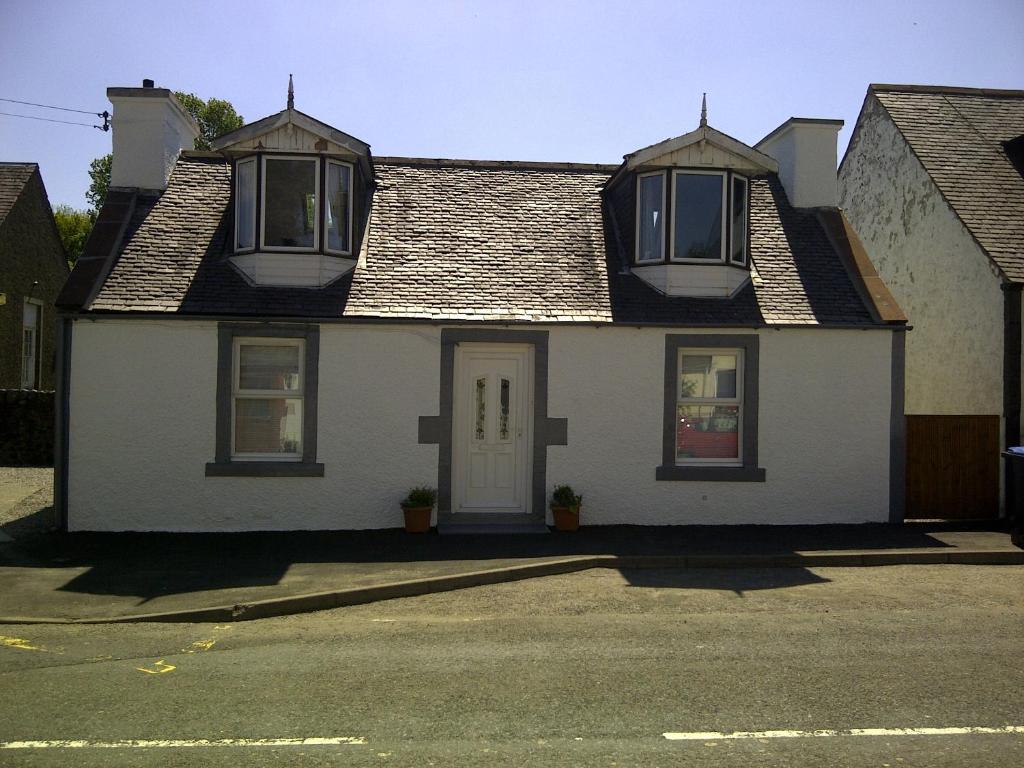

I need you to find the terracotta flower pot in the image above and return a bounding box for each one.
[551,505,580,532]
[401,505,432,533]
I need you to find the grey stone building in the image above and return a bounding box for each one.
[0,163,69,390]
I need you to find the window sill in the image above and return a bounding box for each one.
[205,461,325,478]
[656,465,766,482]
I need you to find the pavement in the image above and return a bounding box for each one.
[1,515,1021,624]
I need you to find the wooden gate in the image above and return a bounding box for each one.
[905,415,1000,519]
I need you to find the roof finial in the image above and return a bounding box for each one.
[700,92,707,127]
[287,74,294,110]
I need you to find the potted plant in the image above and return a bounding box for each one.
[549,484,582,531]
[400,486,437,533]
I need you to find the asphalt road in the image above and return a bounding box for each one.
[1,565,1023,766]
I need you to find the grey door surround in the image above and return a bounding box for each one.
[418,328,568,526]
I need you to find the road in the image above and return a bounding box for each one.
[1,564,1023,766]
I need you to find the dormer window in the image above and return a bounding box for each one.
[632,169,749,267]
[636,172,665,263]
[233,155,353,256]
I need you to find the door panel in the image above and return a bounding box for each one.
[453,345,532,515]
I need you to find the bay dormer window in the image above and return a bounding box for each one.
[233,155,353,257]
[634,169,748,266]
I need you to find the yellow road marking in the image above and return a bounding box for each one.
[136,660,176,675]
[0,635,49,652]
[181,639,215,653]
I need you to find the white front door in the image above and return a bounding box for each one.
[453,344,532,516]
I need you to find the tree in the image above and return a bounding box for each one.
[173,92,244,151]
[86,92,243,213]
[86,154,112,212]
[53,204,94,267]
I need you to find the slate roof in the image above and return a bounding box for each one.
[0,163,36,226]
[870,84,1024,282]
[69,152,885,327]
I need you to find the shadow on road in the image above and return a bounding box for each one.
[0,523,975,603]
[619,566,831,594]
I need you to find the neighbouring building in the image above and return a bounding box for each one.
[0,162,68,390]
[55,80,905,532]
[839,84,1024,519]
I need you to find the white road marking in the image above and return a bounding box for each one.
[664,725,1024,741]
[0,737,366,750]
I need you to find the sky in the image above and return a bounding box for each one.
[1,0,1022,209]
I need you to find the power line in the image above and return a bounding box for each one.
[0,110,106,130]
[0,96,100,116]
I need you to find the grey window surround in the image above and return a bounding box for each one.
[418,328,568,523]
[206,322,323,478]
[657,333,765,482]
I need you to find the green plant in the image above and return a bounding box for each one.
[402,486,437,509]
[550,484,582,509]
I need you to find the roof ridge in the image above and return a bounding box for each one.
[373,156,619,172]
[871,83,1024,98]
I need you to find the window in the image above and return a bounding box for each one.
[235,157,256,251]
[633,169,751,265]
[21,300,41,389]
[262,157,319,250]
[234,155,354,256]
[636,172,665,262]
[325,160,352,254]
[657,334,765,482]
[672,171,726,262]
[207,324,323,477]
[232,339,304,458]
[677,351,741,464]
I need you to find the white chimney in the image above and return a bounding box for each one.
[755,118,843,208]
[106,80,200,191]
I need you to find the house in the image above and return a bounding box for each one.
[54,80,905,532]
[0,162,68,390]
[839,84,1024,519]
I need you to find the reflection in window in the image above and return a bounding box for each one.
[475,377,486,441]
[235,158,256,250]
[263,158,317,249]
[238,345,301,390]
[499,378,510,440]
[677,350,742,464]
[326,161,351,253]
[637,173,664,262]
[233,339,304,457]
[676,405,739,460]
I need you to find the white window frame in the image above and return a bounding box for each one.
[670,169,728,264]
[21,298,42,390]
[234,156,257,253]
[635,171,666,263]
[324,159,354,257]
[231,336,305,461]
[259,155,321,253]
[730,174,749,266]
[676,347,743,467]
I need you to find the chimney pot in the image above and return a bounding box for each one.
[142,78,154,88]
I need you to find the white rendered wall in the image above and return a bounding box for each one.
[68,320,439,531]
[839,95,1004,418]
[546,326,892,526]
[108,93,199,190]
[68,319,893,531]
[757,122,841,208]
